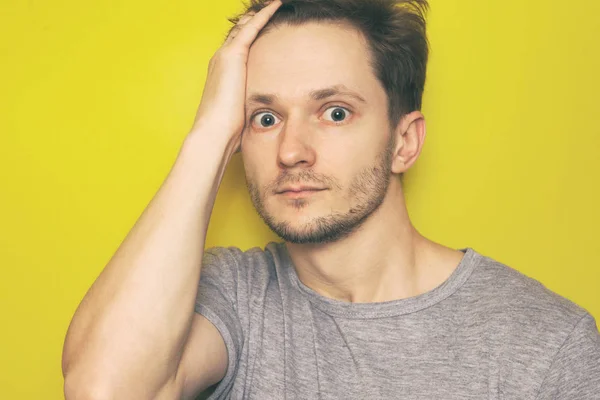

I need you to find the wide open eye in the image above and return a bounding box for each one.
[322,106,351,123]
[252,112,281,128]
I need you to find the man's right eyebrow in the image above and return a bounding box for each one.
[247,93,278,106]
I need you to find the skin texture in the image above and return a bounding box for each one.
[243,22,394,245]
[247,120,396,244]
[242,21,465,303]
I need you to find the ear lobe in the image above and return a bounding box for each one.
[391,111,426,174]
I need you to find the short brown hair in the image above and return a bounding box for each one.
[229,0,429,127]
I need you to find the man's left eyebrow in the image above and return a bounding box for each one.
[309,85,367,103]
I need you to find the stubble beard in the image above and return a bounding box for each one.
[247,137,396,245]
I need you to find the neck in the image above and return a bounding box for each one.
[285,179,463,303]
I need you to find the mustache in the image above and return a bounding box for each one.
[267,170,340,194]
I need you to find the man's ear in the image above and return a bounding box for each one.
[391,111,426,174]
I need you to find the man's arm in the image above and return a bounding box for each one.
[61,2,282,399]
[536,312,600,399]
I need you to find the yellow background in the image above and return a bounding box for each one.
[1,0,598,398]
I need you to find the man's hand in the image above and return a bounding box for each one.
[191,0,283,154]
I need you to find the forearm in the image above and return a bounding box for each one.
[62,129,235,398]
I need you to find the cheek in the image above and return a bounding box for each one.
[241,156,259,185]
[242,128,283,173]
[242,148,272,189]
[242,133,264,167]
[320,132,380,173]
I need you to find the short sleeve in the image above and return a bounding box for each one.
[536,312,600,399]
[195,247,245,399]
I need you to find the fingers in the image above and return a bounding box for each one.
[224,12,255,45]
[227,0,282,48]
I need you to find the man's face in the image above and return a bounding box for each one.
[242,22,396,244]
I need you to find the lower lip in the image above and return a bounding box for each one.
[280,190,325,199]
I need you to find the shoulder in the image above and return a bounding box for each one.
[461,249,596,347]
[464,250,599,392]
[203,242,282,273]
[536,310,600,398]
[467,250,590,327]
[465,249,599,360]
[201,242,285,292]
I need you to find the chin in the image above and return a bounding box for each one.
[263,213,357,245]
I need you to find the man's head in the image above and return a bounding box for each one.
[235,0,429,244]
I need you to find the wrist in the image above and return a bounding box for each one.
[184,125,238,155]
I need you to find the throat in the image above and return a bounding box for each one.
[288,239,465,304]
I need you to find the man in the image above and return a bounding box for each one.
[62,0,600,399]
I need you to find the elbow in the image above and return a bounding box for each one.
[62,337,113,399]
[63,370,179,400]
[63,362,120,400]
[63,374,115,400]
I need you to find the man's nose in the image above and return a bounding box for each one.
[276,116,317,169]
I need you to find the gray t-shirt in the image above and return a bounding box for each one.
[195,243,600,399]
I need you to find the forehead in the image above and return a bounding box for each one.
[246,22,386,104]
